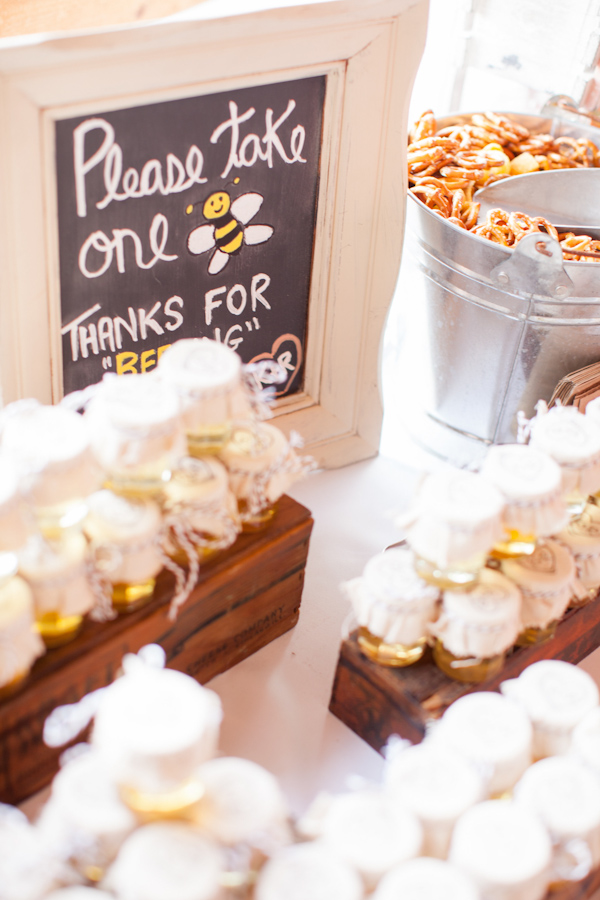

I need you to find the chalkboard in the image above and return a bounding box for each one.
[55,75,326,396]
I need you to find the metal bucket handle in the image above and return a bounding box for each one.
[490,232,574,299]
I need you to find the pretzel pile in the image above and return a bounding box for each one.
[408,110,600,261]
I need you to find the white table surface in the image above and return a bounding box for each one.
[208,454,420,815]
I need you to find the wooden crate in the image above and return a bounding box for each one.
[329,592,600,753]
[0,495,313,805]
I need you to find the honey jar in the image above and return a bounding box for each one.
[405,469,505,590]
[431,691,532,797]
[84,491,164,614]
[317,789,423,889]
[157,338,251,456]
[384,742,484,859]
[18,532,95,648]
[92,659,222,818]
[480,444,568,558]
[529,405,600,516]
[84,373,185,498]
[373,858,479,900]
[514,757,600,875]
[555,501,600,605]
[255,842,364,900]
[162,456,240,563]
[194,756,291,849]
[342,547,439,667]
[37,749,137,882]
[448,800,552,900]
[1,403,101,538]
[219,422,309,531]
[430,567,521,682]
[501,539,576,645]
[500,659,599,759]
[105,823,225,900]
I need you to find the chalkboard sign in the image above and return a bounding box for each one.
[55,75,326,396]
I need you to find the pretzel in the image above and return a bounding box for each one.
[407,109,600,262]
[410,109,436,143]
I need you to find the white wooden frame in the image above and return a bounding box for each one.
[0,0,428,467]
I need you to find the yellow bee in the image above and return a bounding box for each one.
[186,183,273,275]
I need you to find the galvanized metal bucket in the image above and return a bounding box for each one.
[404,112,600,463]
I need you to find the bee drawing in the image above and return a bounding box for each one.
[186,182,274,275]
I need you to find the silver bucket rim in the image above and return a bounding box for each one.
[408,110,600,271]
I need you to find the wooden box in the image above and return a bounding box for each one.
[0,494,313,805]
[330,592,600,753]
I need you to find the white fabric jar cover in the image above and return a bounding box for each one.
[405,469,505,567]
[384,742,484,859]
[254,842,364,900]
[342,547,440,646]
[372,857,480,900]
[84,373,185,478]
[430,567,521,660]
[104,822,224,900]
[18,532,95,620]
[157,338,251,429]
[219,422,312,515]
[514,756,600,870]
[38,749,137,875]
[162,456,240,548]
[480,444,568,538]
[92,663,222,795]
[448,800,552,900]
[195,756,291,849]
[0,402,101,510]
[431,691,533,796]
[501,539,577,630]
[500,659,599,758]
[317,789,423,889]
[529,405,600,500]
[84,491,164,585]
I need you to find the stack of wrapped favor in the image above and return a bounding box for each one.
[344,402,600,683]
[0,338,313,696]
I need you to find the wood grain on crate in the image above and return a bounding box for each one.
[330,591,600,754]
[0,495,313,805]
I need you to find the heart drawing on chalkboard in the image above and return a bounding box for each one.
[249,333,303,397]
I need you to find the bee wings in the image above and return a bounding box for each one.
[187,224,215,255]
[244,225,274,245]
[231,192,263,225]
